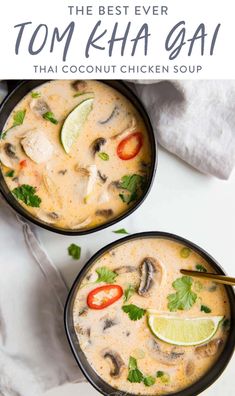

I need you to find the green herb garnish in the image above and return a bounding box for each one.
[43,112,58,125]
[156,371,164,378]
[143,376,156,387]
[98,152,109,161]
[196,264,207,272]
[201,305,212,313]
[122,304,146,321]
[113,228,129,235]
[123,284,136,303]
[5,170,14,178]
[127,357,144,383]
[68,243,81,260]
[119,174,146,204]
[12,184,41,208]
[2,110,26,139]
[167,276,197,312]
[31,91,41,98]
[180,247,191,258]
[95,267,117,284]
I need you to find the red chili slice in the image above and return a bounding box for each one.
[117,132,143,160]
[87,284,123,310]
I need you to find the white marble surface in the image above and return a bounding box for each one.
[42,147,235,396]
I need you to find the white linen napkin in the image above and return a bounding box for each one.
[131,80,235,179]
[0,198,83,396]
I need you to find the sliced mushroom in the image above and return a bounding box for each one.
[72,80,87,91]
[90,138,106,156]
[195,338,223,358]
[114,266,137,275]
[138,257,164,296]
[185,360,195,376]
[102,349,125,378]
[37,211,60,224]
[147,339,184,366]
[21,130,54,163]
[0,143,18,167]
[99,106,119,125]
[97,170,107,184]
[95,209,113,218]
[71,216,92,230]
[111,117,137,140]
[30,99,50,116]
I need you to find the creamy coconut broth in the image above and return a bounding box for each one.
[73,238,230,395]
[0,80,152,230]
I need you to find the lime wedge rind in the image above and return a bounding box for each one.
[147,312,223,346]
[61,98,94,153]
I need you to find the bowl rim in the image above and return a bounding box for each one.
[64,231,235,396]
[0,79,157,235]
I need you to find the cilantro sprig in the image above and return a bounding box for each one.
[113,228,129,235]
[127,357,156,387]
[167,276,197,312]
[119,174,146,204]
[123,284,136,303]
[95,267,117,284]
[68,244,81,260]
[122,304,146,321]
[12,184,41,208]
[1,110,26,139]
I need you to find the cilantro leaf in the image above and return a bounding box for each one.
[122,304,146,321]
[123,284,136,303]
[2,110,26,139]
[68,244,81,260]
[143,376,156,387]
[119,174,146,204]
[95,267,117,284]
[43,112,58,125]
[5,170,14,178]
[127,357,144,383]
[31,91,41,98]
[113,228,129,235]
[201,304,211,313]
[167,276,197,312]
[98,152,109,161]
[196,264,207,272]
[12,184,41,208]
[13,110,26,127]
[156,371,164,378]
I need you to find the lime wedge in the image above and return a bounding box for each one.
[61,98,94,153]
[148,312,223,346]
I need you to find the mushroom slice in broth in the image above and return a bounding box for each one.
[138,257,164,296]
[102,349,125,378]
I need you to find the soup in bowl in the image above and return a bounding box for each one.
[0,80,155,234]
[65,232,235,396]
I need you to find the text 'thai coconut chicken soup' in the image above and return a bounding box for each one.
[0,80,152,230]
[73,237,230,395]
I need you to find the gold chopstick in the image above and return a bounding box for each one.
[180,269,235,286]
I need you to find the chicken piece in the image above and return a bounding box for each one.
[21,130,54,164]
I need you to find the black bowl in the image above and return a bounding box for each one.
[0,80,157,235]
[65,231,235,396]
